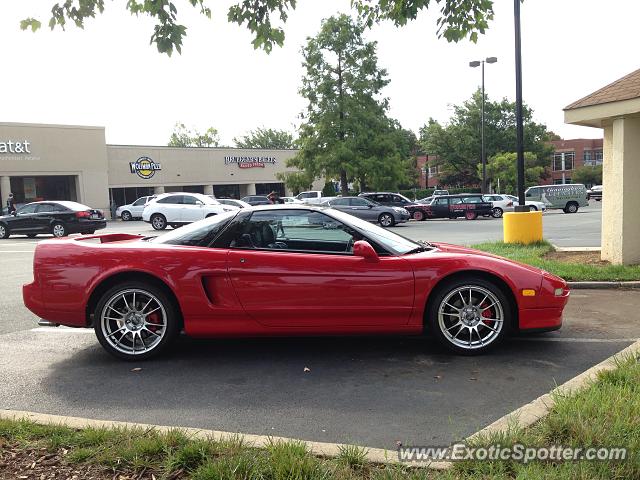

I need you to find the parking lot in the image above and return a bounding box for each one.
[3,199,634,450]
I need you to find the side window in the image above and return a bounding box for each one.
[158,195,183,204]
[526,188,540,198]
[132,198,145,206]
[463,196,482,204]
[450,197,463,205]
[350,198,369,207]
[228,210,358,254]
[434,198,448,206]
[330,198,349,206]
[183,195,198,205]
[35,204,56,213]
[374,194,389,203]
[17,204,38,214]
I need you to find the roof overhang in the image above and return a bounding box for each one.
[564,97,640,128]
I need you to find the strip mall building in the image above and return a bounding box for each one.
[0,122,305,217]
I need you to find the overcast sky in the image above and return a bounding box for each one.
[1,1,638,147]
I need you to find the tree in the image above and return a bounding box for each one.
[284,14,410,196]
[20,1,494,56]
[484,152,544,194]
[572,165,603,186]
[233,128,295,149]
[419,90,554,186]
[168,122,219,147]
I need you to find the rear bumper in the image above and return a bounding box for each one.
[23,281,86,327]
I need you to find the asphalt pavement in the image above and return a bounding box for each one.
[1,199,630,450]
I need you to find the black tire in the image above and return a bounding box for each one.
[564,202,579,214]
[0,223,10,239]
[121,211,132,222]
[151,214,167,230]
[378,213,395,227]
[93,281,180,361]
[426,275,512,355]
[51,222,68,238]
[529,206,538,211]
[491,207,503,218]
[26,234,38,238]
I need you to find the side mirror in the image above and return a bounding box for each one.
[353,240,379,261]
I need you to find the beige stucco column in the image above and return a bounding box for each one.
[245,183,256,196]
[203,185,214,196]
[0,176,10,212]
[601,117,640,264]
[154,186,165,195]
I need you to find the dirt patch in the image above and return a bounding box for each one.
[544,250,609,265]
[0,441,162,480]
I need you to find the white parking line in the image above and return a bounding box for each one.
[30,327,94,333]
[0,250,36,253]
[516,337,638,343]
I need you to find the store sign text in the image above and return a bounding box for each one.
[0,140,31,154]
[224,156,277,169]
[130,156,162,179]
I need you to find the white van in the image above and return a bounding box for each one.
[525,184,589,213]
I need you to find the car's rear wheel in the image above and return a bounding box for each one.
[121,211,132,221]
[564,202,579,214]
[51,222,67,238]
[465,211,478,220]
[529,206,538,211]
[0,224,10,239]
[412,210,425,221]
[427,276,510,355]
[491,207,503,218]
[151,214,167,230]
[94,281,180,361]
[378,213,395,227]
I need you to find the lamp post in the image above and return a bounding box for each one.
[513,0,527,211]
[469,56,497,194]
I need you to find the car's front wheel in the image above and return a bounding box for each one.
[94,281,180,361]
[491,207,503,218]
[51,222,68,238]
[121,211,132,221]
[427,276,510,355]
[0,223,10,239]
[151,214,167,230]
[378,213,395,227]
[412,210,425,221]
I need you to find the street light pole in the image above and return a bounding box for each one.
[513,0,527,211]
[470,57,497,195]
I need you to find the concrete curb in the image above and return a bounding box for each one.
[0,410,449,470]
[465,338,640,443]
[568,281,640,289]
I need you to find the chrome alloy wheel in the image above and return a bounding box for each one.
[100,289,167,356]
[437,285,504,350]
[52,223,66,237]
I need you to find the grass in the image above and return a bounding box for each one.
[1,354,639,479]
[471,240,640,281]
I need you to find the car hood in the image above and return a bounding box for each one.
[430,242,544,275]
[0,213,15,221]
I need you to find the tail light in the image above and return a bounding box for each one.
[507,201,513,207]
[75,211,91,218]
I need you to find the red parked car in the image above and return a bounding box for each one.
[23,206,569,360]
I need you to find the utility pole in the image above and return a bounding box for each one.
[513,0,527,211]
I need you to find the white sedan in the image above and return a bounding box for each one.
[142,192,238,230]
[116,195,155,221]
[483,194,546,218]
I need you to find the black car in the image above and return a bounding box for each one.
[0,201,106,239]
[405,194,493,221]
[358,192,416,208]
[241,195,271,206]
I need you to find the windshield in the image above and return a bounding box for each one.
[151,211,237,246]
[325,209,422,255]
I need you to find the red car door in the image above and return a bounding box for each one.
[224,209,415,328]
[227,249,414,327]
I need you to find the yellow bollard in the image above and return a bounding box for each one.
[503,210,543,244]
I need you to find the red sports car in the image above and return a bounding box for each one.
[23,206,569,360]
